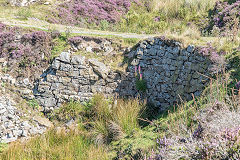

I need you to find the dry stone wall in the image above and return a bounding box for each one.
[126,37,212,110]
[34,52,124,112]
[34,37,212,112]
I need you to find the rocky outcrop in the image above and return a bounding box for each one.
[0,96,52,143]
[69,36,117,56]
[34,37,213,112]
[7,0,42,6]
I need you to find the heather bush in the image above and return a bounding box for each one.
[0,29,51,62]
[0,22,5,30]
[49,0,134,26]
[143,70,240,159]
[198,43,226,73]
[19,31,51,66]
[0,25,53,80]
[206,0,240,37]
[68,36,83,45]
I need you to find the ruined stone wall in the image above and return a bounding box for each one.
[34,52,124,112]
[34,37,212,112]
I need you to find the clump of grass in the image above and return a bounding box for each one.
[0,129,108,160]
[27,99,39,110]
[88,94,146,144]
[50,94,146,145]
[51,33,71,59]
[51,100,86,122]
[112,98,145,134]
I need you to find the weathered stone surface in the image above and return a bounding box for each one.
[34,116,53,128]
[52,59,61,70]
[57,52,71,63]
[187,45,195,53]
[0,96,48,143]
[7,0,41,6]
[88,59,110,79]
[71,55,86,65]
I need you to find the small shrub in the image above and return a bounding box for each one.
[135,65,147,92]
[198,43,226,73]
[136,79,147,92]
[206,0,240,37]
[51,34,70,58]
[99,20,110,31]
[27,99,39,110]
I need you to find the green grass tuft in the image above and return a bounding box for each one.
[0,129,109,160]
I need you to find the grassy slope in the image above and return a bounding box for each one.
[0,0,239,53]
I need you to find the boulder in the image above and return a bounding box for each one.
[88,59,110,79]
[71,55,86,65]
[34,116,53,128]
[57,52,71,63]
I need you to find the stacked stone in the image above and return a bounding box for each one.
[70,36,116,56]
[0,73,36,100]
[7,0,42,7]
[0,97,49,143]
[34,52,123,112]
[127,37,211,110]
[35,37,212,112]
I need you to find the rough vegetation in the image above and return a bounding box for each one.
[0,23,52,80]
[205,0,240,37]
[0,0,240,160]
[49,0,133,25]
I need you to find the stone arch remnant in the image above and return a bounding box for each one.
[34,37,212,112]
[125,37,212,110]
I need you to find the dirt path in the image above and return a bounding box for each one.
[0,18,157,39]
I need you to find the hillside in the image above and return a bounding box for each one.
[0,0,240,160]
